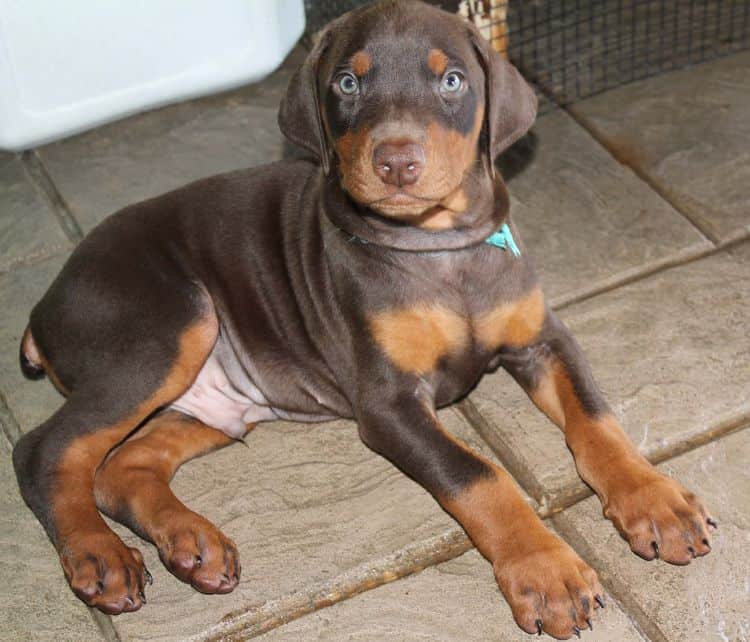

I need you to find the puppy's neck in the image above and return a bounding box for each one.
[321,167,511,252]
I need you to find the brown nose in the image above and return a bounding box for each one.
[373,142,425,187]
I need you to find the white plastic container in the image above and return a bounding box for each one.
[0,0,305,150]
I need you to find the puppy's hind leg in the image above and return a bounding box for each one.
[12,317,218,614]
[95,411,251,594]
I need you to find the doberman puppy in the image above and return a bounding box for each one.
[13,1,715,638]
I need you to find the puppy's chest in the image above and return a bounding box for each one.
[364,253,544,380]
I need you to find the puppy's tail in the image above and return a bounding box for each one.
[19,327,46,380]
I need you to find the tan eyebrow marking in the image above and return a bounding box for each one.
[427,48,449,75]
[350,50,372,76]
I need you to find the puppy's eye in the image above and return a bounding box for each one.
[336,73,360,96]
[440,71,464,94]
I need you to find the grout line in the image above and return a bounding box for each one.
[551,511,669,642]
[522,71,719,247]
[0,242,71,275]
[191,528,473,641]
[553,232,750,311]
[458,397,547,502]
[90,609,122,642]
[642,405,750,467]
[549,240,714,311]
[20,150,84,243]
[0,391,23,445]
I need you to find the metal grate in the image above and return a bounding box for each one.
[303,0,750,112]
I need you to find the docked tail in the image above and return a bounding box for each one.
[19,327,45,380]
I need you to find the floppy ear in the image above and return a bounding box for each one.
[278,32,332,175]
[470,30,537,166]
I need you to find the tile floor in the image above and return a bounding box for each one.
[1,45,748,642]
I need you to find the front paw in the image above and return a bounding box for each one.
[494,530,604,639]
[603,468,716,564]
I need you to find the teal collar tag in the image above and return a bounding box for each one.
[485,223,521,257]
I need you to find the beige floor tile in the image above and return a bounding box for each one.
[575,51,750,242]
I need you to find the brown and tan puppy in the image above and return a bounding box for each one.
[14,1,714,638]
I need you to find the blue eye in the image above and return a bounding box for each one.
[337,73,359,95]
[440,71,464,94]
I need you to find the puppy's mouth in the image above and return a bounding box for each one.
[366,191,441,217]
[366,182,471,221]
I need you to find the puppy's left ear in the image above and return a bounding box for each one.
[470,29,537,167]
[278,31,332,175]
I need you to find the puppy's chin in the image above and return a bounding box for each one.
[369,196,437,219]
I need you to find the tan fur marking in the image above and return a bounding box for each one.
[427,48,449,75]
[475,287,545,349]
[22,327,70,395]
[441,187,469,213]
[369,305,468,374]
[351,50,372,76]
[21,327,41,364]
[416,186,469,229]
[418,208,459,231]
[527,358,644,501]
[528,361,566,428]
[96,411,246,534]
[441,469,540,563]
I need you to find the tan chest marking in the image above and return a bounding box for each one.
[369,305,469,375]
[474,287,546,349]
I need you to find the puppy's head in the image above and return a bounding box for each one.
[279,0,536,228]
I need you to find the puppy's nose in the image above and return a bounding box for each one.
[373,142,425,187]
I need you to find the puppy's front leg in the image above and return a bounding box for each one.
[355,382,603,638]
[499,310,716,564]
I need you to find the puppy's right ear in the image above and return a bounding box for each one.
[278,31,332,175]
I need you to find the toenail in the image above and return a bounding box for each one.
[536,619,543,635]
[573,626,581,638]
[586,617,593,631]
[144,568,153,585]
[138,590,147,604]
[195,555,202,568]
[651,541,659,557]
[96,580,105,595]
[595,594,606,609]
